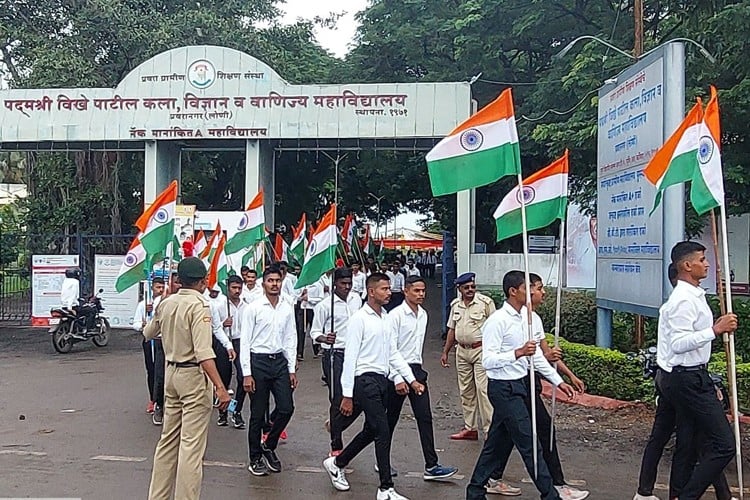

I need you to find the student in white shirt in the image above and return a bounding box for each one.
[658,242,737,500]
[405,259,421,277]
[240,267,298,477]
[297,272,328,360]
[310,267,362,455]
[386,275,458,481]
[208,284,236,428]
[385,262,405,311]
[351,262,367,300]
[466,270,575,500]
[240,266,264,303]
[60,268,81,309]
[132,277,165,415]
[323,272,418,500]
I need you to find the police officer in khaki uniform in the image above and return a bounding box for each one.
[145,257,231,500]
[440,272,495,440]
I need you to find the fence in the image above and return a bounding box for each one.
[0,232,135,321]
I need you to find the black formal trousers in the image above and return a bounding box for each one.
[152,338,165,407]
[295,306,317,358]
[323,349,359,451]
[142,340,155,401]
[230,339,248,413]
[386,364,439,469]
[334,373,393,490]
[247,353,295,460]
[211,337,233,395]
[466,378,560,500]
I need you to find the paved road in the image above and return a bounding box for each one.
[0,287,739,499]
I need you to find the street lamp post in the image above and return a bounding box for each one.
[553,35,716,64]
[368,192,386,240]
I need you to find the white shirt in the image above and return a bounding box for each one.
[352,271,367,298]
[387,271,404,292]
[241,284,264,303]
[340,304,414,398]
[239,294,297,376]
[658,280,715,370]
[282,274,299,300]
[211,296,249,347]
[60,278,79,308]
[133,300,147,332]
[388,302,428,384]
[301,275,329,310]
[482,302,563,385]
[406,266,421,277]
[310,292,363,350]
[425,254,438,265]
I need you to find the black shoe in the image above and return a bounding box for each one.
[217,411,228,426]
[248,458,270,476]
[231,411,245,429]
[261,444,281,473]
[152,405,163,425]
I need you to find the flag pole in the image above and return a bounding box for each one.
[550,215,565,451]
[517,170,538,480]
[709,210,733,388]
[718,203,744,497]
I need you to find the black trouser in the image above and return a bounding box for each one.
[661,367,735,500]
[248,353,294,460]
[295,306,317,358]
[231,338,248,413]
[426,263,436,279]
[212,337,233,411]
[335,373,393,490]
[637,369,731,498]
[152,339,165,407]
[467,379,560,500]
[142,340,155,401]
[489,374,565,485]
[385,292,404,311]
[323,349,359,451]
[386,364,439,469]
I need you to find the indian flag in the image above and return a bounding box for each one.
[494,150,569,242]
[193,229,208,256]
[289,214,307,266]
[296,204,337,289]
[690,86,725,215]
[274,233,290,263]
[115,236,148,292]
[135,180,177,257]
[426,88,521,196]
[342,214,355,253]
[171,235,182,262]
[200,220,223,263]
[207,234,230,294]
[362,224,375,256]
[241,240,265,275]
[644,100,704,213]
[225,190,265,255]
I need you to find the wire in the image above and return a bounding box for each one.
[519,87,599,122]
[477,77,568,86]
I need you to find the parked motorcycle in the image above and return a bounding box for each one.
[48,289,110,353]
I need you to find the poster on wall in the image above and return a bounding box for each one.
[566,204,596,289]
[31,254,79,327]
[94,255,140,328]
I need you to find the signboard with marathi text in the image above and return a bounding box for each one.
[31,254,79,327]
[94,255,139,328]
[0,46,470,143]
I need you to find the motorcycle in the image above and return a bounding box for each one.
[48,289,110,354]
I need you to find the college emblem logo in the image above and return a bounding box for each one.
[459,129,484,151]
[516,186,536,205]
[698,135,715,165]
[187,59,216,89]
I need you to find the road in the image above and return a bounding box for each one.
[0,287,744,499]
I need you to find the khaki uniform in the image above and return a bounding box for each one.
[447,292,496,434]
[144,289,215,500]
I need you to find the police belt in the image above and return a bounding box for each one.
[457,341,482,349]
[167,361,200,368]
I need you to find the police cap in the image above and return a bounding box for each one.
[455,272,476,286]
[178,257,207,280]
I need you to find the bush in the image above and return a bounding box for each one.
[708,359,750,413]
[707,296,750,363]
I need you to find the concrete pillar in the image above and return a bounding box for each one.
[144,141,182,203]
[245,140,275,228]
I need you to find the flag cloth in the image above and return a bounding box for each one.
[690,86,725,215]
[494,150,569,242]
[362,224,375,256]
[274,234,290,263]
[426,88,522,196]
[289,214,307,265]
[171,235,183,262]
[295,204,338,289]
[116,236,148,292]
[644,101,704,213]
[207,235,230,294]
[193,229,207,256]
[341,214,355,253]
[135,180,177,257]
[225,191,265,255]
[200,221,223,262]
[377,239,385,263]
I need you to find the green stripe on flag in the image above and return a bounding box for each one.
[495,197,567,242]
[428,142,521,196]
[650,150,697,214]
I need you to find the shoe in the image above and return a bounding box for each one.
[376,487,409,500]
[217,411,228,426]
[248,458,270,476]
[328,450,341,458]
[633,495,660,500]
[261,444,281,473]
[373,462,398,477]
[324,419,330,433]
[297,355,304,361]
[450,428,478,440]
[152,405,163,425]
[146,401,155,414]
[323,456,350,491]
[486,479,521,496]
[423,464,458,480]
[556,485,590,500]
[231,411,245,429]
[280,430,288,440]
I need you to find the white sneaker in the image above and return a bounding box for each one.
[486,478,522,496]
[633,495,660,500]
[556,485,590,500]
[323,456,350,491]
[376,488,409,500]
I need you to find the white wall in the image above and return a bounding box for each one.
[470,253,560,288]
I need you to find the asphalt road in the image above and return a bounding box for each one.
[0,287,743,499]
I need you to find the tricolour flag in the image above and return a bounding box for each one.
[225,191,265,255]
[426,88,521,196]
[200,221,223,262]
[193,229,208,256]
[289,214,307,266]
[171,235,182,262]
[207,234,230,294]
[494,150,569,242]
[342,214,355,253]
[274,233,290,263]
[135,180,177,257]
[644,100,704,213]
[295,204,337,289]
[362,224,375,256]
[690,86,725,215]
[115,236,148,293]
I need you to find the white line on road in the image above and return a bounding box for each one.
[0,450,47,457]
[91,455,147,462]
[203,460,244,468]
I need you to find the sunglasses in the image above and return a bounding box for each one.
[461,284,477,289]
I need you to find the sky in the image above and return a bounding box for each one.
[280,0,427,233]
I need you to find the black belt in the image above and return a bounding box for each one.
[251,352,283,360]
[324,347,345,353]
[167,361,200,368]
[673,364,708,373]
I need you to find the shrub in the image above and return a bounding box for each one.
[708,359,750,413]
[707,296,750,363]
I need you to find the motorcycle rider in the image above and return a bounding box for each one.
[60,268,95,333]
